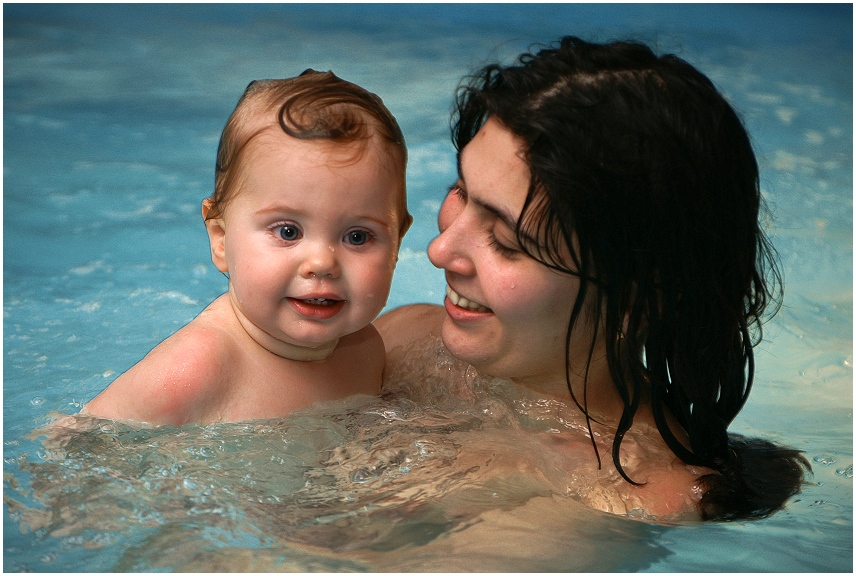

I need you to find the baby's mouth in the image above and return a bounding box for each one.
[287,296,346,320]
[446,285,491,312]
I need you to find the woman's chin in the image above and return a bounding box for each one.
[439,316,494,371]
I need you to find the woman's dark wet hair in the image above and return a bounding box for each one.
[453,36,809,520]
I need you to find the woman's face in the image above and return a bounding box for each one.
[427,118,585,390]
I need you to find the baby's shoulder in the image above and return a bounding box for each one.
[342,321,384,351]
[154,313,243,394]
[158,319,235,376]
[335,324,385,381]
[83,312,237,426]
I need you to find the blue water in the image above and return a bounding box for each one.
[4,4,852,572]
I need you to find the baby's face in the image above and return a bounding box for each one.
[215,130,405,350]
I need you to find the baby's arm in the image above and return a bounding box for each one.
[82,323,229,426]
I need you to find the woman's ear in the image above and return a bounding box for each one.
[202,199,228,273]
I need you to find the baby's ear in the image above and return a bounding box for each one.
[202,199,228,273]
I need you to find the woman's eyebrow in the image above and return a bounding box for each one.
[471,194,518,231]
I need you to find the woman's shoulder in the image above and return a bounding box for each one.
[376,304,458,389]
[375,304,445,356]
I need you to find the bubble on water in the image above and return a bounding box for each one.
[813,455,836,465]
[834,464,852,478]
[185,445,216,459]
[350,468,379,484]
[88,532,117,549]
[30,396,45,406]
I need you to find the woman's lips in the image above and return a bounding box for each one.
[287,296,346,320]
[445,285,492,315]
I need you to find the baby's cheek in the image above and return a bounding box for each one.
[361,261,395,312]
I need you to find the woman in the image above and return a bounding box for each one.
[378,36,809,521]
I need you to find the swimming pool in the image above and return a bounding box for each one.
[4,3,852,571]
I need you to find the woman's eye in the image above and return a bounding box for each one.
[277,224,301,241]
[489,236,518,257]
[448,183,467,201]
[345,230,371,246]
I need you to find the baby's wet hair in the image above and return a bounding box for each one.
[249,69,404,144]
[207,69,410,235]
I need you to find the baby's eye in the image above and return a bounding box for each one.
[276,224,302,241]
[344,229,371,246]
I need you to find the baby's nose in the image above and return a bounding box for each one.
[301,243,340,278]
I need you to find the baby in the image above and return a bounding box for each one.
[82,70,412,426]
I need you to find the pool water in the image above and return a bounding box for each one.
[4,4,852,572]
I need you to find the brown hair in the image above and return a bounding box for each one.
[206,69,411,235]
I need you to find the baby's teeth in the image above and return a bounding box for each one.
[305,298,335,306]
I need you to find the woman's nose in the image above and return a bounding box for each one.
[300,243,340,279]
[427,201,475,276]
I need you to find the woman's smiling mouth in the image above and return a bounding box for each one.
[446,285,491,312]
